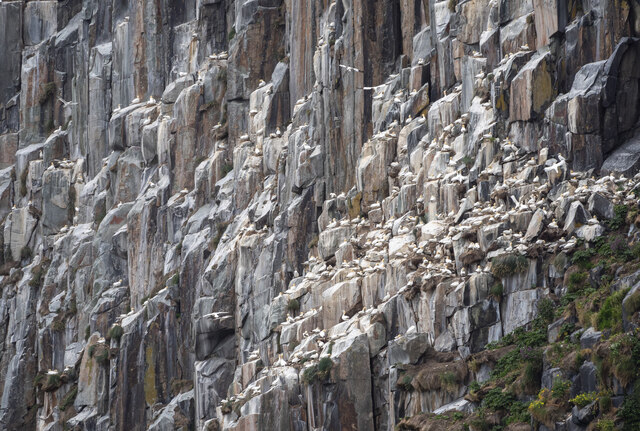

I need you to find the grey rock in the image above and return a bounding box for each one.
[0,134,18,169]
[524,209,545,241]
[577,361,598,395]
[542,367,564,390]
[587,193,614,219]
[579,327,602,349]
[23,2,57,46]
[162,76,196,104]
[42,168,73,235]
[575,223,605,242]
[563,201,590,234]
[601,131,640,177]
[533,0,567,47]
[509,51,554,122]
[434,330,457,352]
[0,1,637,430]
[0,3,22,119]
[622,281,640,331]
[548,315,576,343]
[318,225,354,261]
[572,401,597,425]
[432,398,475,414]
[3,207,38,261]
[388,333,430,365]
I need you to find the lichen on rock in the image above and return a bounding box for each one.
[1,1,640,430]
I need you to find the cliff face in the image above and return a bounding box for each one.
[1,0,640,430]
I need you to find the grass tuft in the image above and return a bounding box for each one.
[107,324,124,342]
[491,254,529,278]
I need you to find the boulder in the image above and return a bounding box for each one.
[579,327,602,349]
[576,361,598,395]
[587,193,614,220]
[434,330,457,352]
[575,223,605,242]
[601,131,640,177]
[548,315,576,343]
[563,201,590,234]
[524,209,545,241]
[572,401,597,426]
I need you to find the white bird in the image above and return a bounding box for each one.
[57,97,77,108]
[339,64,363,73]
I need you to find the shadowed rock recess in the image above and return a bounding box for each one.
[3,0,640,430]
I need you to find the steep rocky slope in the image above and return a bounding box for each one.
[1,0,640,430]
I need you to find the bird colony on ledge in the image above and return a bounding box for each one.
[1,1,640,431]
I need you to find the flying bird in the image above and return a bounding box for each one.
[339,64,363,73]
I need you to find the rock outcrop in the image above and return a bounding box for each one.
[1,1,640,431]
